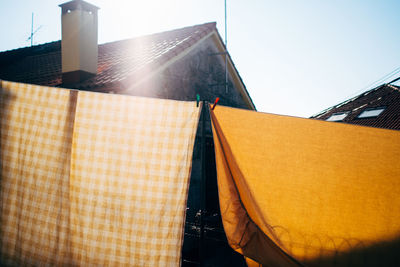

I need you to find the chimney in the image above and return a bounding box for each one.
[59,0,99,85]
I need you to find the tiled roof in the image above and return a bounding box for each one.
[312,84,400,130]
[0,22,217,90]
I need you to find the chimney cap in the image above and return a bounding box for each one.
[59,0,99,14]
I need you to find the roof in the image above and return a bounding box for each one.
[311,84,400,130]
[0,22,216,90]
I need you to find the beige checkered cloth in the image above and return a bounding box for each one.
[0,81,201,266]
[1,81,74,266]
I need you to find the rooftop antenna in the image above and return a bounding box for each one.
[27,13,42,46]
[225,0,228,94]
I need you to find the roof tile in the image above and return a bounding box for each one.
[312,84,400,130]
[0,22,216,90]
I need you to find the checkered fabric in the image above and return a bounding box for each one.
[70,91,200,266]
[0,81,200,266]
[0,80,76,265]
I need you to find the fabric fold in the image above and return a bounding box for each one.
[211,106,301,267]
[210,105,400,266]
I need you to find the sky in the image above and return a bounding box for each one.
[1,0,399,117]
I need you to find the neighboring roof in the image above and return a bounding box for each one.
[311,84,400,130]
[0,22,216,89]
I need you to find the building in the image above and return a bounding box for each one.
[312,82,400,130]
[0,0,255,265]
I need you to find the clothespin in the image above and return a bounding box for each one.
[196,94,200,107]
[211,97,220,110]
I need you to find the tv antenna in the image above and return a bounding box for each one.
[27,13,42,46]
[224,0,228,93]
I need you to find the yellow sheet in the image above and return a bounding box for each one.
[210,105,400,266]
[0,81,200,266]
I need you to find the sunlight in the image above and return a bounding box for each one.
[99,0,181,41]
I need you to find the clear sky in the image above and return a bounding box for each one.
[1,0,399,117]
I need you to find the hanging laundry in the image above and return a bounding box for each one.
[0,81,75,265]
[210,105,400,266]
[0,81,201,266]
[70,91,200,266]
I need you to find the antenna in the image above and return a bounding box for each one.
[224,0,228,94]
[27,13,43,46]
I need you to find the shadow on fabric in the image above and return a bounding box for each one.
[303,237,400,267]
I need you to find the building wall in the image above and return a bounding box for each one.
[126,34,250,109]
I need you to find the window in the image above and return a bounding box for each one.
[326,112,349,121]
[357,107,386,118]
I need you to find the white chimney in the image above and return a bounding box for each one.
[59,0,99,85]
